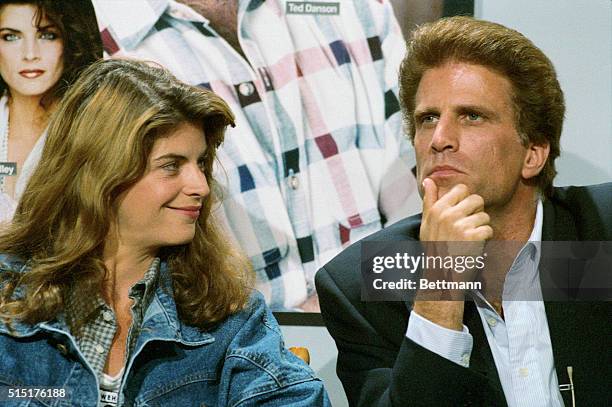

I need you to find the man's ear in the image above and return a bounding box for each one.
[522,142,550,180]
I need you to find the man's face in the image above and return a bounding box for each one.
[413,62,532,210]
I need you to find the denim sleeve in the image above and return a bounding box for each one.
[220,291,331,406]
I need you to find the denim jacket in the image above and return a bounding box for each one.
[0,255,330,406]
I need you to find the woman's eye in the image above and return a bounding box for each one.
[1,33,19,41]
[198,159,207,173]
[162,162,179,172]
[39,31,58,40]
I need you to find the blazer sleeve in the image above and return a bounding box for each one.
[316,264,507,406]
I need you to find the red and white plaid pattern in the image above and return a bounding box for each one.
[92,0,421,309]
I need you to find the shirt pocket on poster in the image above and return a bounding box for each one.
[336,209,382,247]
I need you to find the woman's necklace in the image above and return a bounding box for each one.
[0,117,9,193]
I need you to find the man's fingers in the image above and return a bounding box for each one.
[435,183,471,209]
[456,211,491,231]
[421,182,492,242]
[450,194,486,217]
[422,178,438,213]
[465,225,494,241]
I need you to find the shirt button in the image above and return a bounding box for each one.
[487,317,497,327]
[95,344,105,354]
[56,343,68,355]
[519,367,529,377]
[102,310,113,322]
[238,82,254,97]
[461,353,470,366]
[288,175,299,190]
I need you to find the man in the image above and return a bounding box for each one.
[316,16,611,406]
[91,0,421,310]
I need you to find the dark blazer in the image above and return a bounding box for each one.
[316,184,612,406]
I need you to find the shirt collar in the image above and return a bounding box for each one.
[128,257,161,313]
[94,0,166,51]
[517,197,544,269]
[95,0,267,51]
[529,197,544,243]
[499,198,544,300]
[65,257,161,330]
[95,0,205,51]
[470,198,544,307]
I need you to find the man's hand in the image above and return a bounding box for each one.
[419,178,493,243]
[413,179,493,331]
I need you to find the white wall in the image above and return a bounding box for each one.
[280,325,348,406]
[475,0,612,186]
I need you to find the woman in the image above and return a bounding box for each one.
[0,0,102,221]
[0,59,328,406]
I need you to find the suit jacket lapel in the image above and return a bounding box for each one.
[459,198,578,396]
[540,197,588,406]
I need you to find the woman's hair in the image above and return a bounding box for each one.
[0,0,103,105]
[0,58,253,329]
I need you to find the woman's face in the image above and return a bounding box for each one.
[0,4,64,99]
[114,122,210,252]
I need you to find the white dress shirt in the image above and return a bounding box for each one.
[407,200,565,406]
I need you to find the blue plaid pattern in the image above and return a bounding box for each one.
[92,0,421,309]
[65,258,160,379]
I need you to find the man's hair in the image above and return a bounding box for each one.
[0,0,103,106]
[0,59,253,329]
[399,16,565,196]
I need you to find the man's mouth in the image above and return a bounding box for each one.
[428,165,464,177]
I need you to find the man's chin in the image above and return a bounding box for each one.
[433,178,462,198]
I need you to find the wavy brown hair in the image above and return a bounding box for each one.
[0,59,253,328]
[399,16,565,197]
[0,0,103,106]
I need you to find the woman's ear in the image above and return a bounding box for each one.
[522,142,550,180]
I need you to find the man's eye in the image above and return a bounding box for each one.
[39,31,59,40]
[1,33,19,41]
[420,115,438,124]
[466,113,483,121]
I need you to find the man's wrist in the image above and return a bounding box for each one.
[407,310,473,367]
[412,300,465,331]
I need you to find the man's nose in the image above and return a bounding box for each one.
[430,116,459,153]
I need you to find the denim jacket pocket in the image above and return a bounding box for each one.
[132,371,219,407]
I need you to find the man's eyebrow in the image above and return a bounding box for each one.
[413,107,439,118]
[455,104,499,119]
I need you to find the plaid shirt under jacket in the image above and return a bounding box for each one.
[92,0,421,310]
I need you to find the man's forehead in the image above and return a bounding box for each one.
[415,62,515,111]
